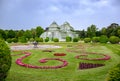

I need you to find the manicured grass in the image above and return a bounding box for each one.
[6,42,120,81]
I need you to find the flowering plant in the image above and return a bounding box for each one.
[15,52,68,69]
[54,53,66,56]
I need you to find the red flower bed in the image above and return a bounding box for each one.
[16,52,68,69]
[54,53,66,56]
[79,62,105,69]
[42,50,53,52]
[75,53,111,61]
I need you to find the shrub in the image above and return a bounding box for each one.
[53,38,59,42]
[66,36,72,42]
[92,37,100,43]
[6,38,12,43]
[39,38,43,42]
[109,36,120,44]
[106,63,120,81]
[44,37,49,42]
[18,36,27,43]
[29,38,34,42]
[0,39,12,81]
[35,37,43,42]
[12,38,18,43]
[99,35,108,43]
[84,38,91,43]
[73,38,79,42]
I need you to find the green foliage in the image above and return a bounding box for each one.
[87,25,97,38]
[106,23,119,37]
[117,29,120,37]
[39,38,43,42]
[24,30,32,40]
[99,35,108,43]
[0,39,12,81]
[101,27,107,35]
[36,26,44,37]
[44,37,49,42]
[84,38,91,43]
[66,36,72,42]
[92,37,100,43]
[73,38,79,42]
[6,38,12,43]
[109,36,120,44]
[12,38,18,43]
[107,63,120,81]
[7,30,16,38]
[53,38,59,42]
[18,36,27,43]
[35,37,43,42]
[16,30,24,38]
[29,38,34,42]
[0,29,7,40]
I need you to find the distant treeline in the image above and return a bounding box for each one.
[0,23,120,43]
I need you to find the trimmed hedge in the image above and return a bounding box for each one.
[66,36,72,42]
[99,35,108,43]
[44,37,49,42]
[35,37,43,42]
[0,39,12,81]
[109,36,120,44]
[73,38,79,42]
[92,37,100,43]
[53,38,59,42]
[84,38,91,43]
[106,63,120,81]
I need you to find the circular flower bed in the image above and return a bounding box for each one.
[54,53,66,56]
[75,52,111,61]
[15,52,68,69]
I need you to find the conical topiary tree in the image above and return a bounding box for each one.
[0,39,12,81]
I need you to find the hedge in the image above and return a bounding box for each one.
[0,39,12,81]
[109,36,120,44]
[84,38,91,43]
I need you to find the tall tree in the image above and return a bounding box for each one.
[16,30,24,38]
[101,27,107,35]
[106,23,119,37]
[87,25,98,38]
[0,29,6,40]
[24,30,32,40]
[80,30,86,38]
[36,26,44,37]
[7,29,16,38]
[31,28,36,39]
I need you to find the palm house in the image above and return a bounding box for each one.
[40,21,78,41]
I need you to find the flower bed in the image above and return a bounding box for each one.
[75,53,111,61]
[79,62,105,69]
[54,53,66,56]
[16,52,68,69]
[42,50,54,52]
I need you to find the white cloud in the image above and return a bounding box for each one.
[49,5,60,12]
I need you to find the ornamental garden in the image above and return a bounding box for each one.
[0,23,120,81]
[3,42,118,81]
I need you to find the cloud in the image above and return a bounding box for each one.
[0,0,120,30]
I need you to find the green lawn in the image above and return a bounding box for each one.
[6,42,120,81]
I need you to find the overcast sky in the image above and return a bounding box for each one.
[0,0,120,30]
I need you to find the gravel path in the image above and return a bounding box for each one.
[11,45,61,51]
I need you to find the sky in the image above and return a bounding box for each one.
[0,0,120,30]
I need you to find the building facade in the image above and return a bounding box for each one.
[40,21,78,41]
